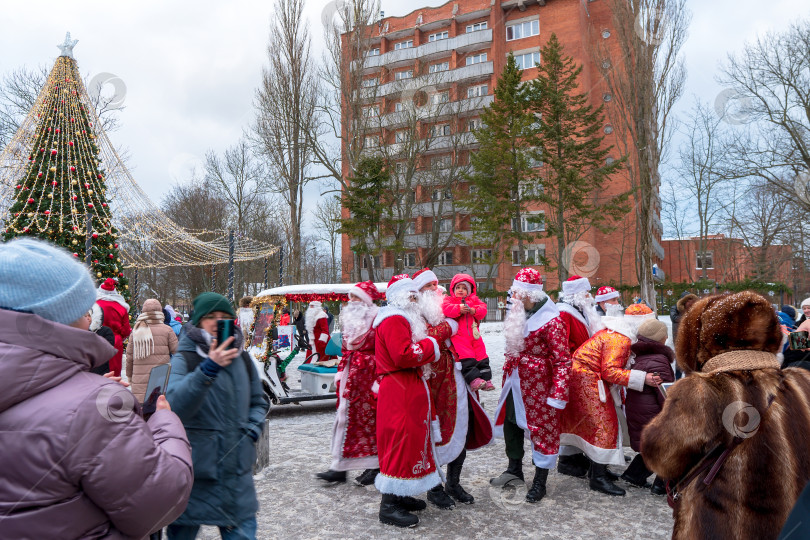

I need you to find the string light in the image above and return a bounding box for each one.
[0,55,279,269]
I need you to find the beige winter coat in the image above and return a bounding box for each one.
[126,318,178,402]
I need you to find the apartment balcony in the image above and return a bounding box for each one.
[500,0,546,10]
[361,29,493,70]
[376,95,494,129]
[370,62,494,98]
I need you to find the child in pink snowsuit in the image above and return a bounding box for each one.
[442,274,494,391]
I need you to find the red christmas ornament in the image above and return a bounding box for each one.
[101,203,107,207]
[81,130,86,134]
[87,203,94,208]
[73,253,78,257]
[15,185,21,189]
[51,181,58,186]
[72,196,78,201]
[27,198,34,204]
[37,172,42,178]
[23,228,29,233]
[70,118,75,122]
[72,226,78,230]
[55,128,60,134]
[50,150,57,156]
[119,273,124,277]
[70,166,76,172]
[47,128,51,132]
[97,174,102,179]
[84,183,90,188]
[89,122,93,127]
[68,141,74,146]
[92,233,98,238]
[44,210,50,215]
[114,243,118,248]
[108,254,114,259]
[39,148,44,153]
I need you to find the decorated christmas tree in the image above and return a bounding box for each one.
[1,34,129,298]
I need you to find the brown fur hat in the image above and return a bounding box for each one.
[675,290,783,374]
[239,296,254,308]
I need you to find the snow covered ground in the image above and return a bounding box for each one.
[199,320,675,539]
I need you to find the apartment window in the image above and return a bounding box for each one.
[405,221,416,235]
[466,21,488,33]
[430,91,450,104]
[363,135,379,147]
[696,251,714,270]
[395,162,405,174]
[466,52,487,65]
[362,255,382,269]
[403,252,417,267]
[366,47,380,57]
[395,70,413,80]
[395,130,409,143]
[472,249,493,263]
[398,190,416,204]
[506,19,540,41]
[437,251,454,265]
[514,51,541,70]
[361,77,378,88]
[394,39,414,50]
[467,84,488,98]
[511,212,545,232]
[363,105,379,118]
[432,155,452,169]
[431,124,451,137]
[437,218,453,232]
[429,61,450,73]
[469,184,479,195]
[431,189,452,201]
[511,246,545,266]
[468,118,483,131]
[429,31,449,42]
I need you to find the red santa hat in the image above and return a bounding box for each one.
[510,267,544,294]
[411,268,438,291]
[348,280,380,306]
[99,278,117,292]
[386,273,417,300]
[562,275,591,296]
[595,285,620,303]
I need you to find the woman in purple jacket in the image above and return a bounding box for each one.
[0,238,193,539]
[620,319,675,495]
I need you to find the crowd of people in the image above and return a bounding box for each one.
[3,236,810,539]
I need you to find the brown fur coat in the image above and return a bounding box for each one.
[642,291,810,540]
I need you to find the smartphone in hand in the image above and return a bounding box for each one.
[217,319,236,350]
[142,363,171,420]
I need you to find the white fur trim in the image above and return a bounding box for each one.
[526,302,561,335]
[511,279,544,294]
[348,286,373,306]
[386,277,418,300]
[445,318,459,336]
[558,433,625,466]
[413,269,438,291]
[374,471,441,496]
[627,369,646,392]
[532,449,559,469]
[96,289,130,311]
[602,317,637,342]
[371,380,380,394]
[562,277,591,296]
[318,333,329,343]
[427,337,440,362]
[373,306,415,329]
[434,362,470,466]
[546,397,567,410]
[595,290,620,302]
[330,366,379,471]
[334,370,343,384]
[89,303,103,332]
[556,302,588,330]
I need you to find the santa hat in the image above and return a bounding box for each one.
[386,273,417,300]
[348,280,380,306]
[595,286,620,303]
[510,267,544,294]
[99,278,117,292]
[309,300,323,309]
[412,268,438,291]
[624,303,656,325]
[562,275,591,296]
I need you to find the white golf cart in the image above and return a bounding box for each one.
[247,282,386,405]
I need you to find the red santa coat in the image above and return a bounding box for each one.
[330,326,380,471]
[494,302,572,468]
[96,299,131,377]
[306,316,334,364]
[556,303,591,355]
[559,324,646,466]
[374,308,441,496]
[426,320,493,465]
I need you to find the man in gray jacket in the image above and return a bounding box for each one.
[0,238,193,539]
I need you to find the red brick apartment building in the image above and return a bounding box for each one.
[340,0,662,292]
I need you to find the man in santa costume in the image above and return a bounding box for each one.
[594,286,621,316]
[95,278,131,377]
[316,281,382,486]
[412,268,493,508]
[491,268,572,504]
[374,274,443,528]
[558,303,661,496]
[555,275,604,478]
[304,300,335,365]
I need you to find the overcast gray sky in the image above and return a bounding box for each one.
[1,0,807,234]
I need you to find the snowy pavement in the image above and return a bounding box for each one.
[201,321,675,539]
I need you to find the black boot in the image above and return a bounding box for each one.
[557,453,589,478]
[379,494,418,528]
[589,463,626,496]
[355,468,379,486]
[315,469,346,483]
[427,483,456,509]
[395,496,427,512]
[525,467,549,503]
[620,454,652,488]
[490,457,524,486]
[650,476,666,496]
[445,452,474,504]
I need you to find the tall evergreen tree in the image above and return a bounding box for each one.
[527,33,630,283]
[464,53,543,271]
[2,51,129,298]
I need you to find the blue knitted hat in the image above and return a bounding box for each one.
[0,238,97,325]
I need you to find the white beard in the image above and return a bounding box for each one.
[504,300,528,356]
[419,289,445,326]
[341,301,377,349]
[387,290,427,342]
[305,307,324,336]
[581,301,605,334]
